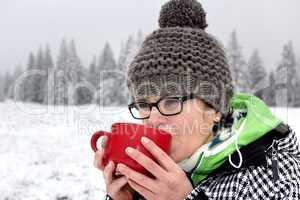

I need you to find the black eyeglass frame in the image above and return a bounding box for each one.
[128,94,196,120]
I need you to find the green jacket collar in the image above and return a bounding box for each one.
[189,93,282,185]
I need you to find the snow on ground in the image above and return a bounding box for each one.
[0,100,137,200]
[0,100,299,200]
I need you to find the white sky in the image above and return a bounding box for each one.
[0,0,299,73]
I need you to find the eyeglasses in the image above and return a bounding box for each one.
[128,94,195,120]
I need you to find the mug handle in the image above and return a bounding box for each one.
[90,131,110,152]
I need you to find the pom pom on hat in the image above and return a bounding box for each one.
[158,0,208,29]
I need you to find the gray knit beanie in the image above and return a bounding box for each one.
[126,0,234,114]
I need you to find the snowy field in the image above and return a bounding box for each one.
[0,101,299,200]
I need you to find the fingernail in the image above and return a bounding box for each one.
[141,137,150,144]
[126,147,134,154]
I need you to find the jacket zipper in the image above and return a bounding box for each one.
[271,140,279,183]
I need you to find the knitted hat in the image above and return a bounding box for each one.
[126,0,234,114]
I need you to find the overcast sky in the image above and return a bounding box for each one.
[1,0,299,73]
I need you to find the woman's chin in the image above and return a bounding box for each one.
[169,148,184,163]
[169,153,178,162]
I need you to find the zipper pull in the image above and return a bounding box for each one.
[271,140,279,183]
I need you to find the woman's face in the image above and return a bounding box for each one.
[141,96,220,163]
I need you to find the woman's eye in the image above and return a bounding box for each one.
[162,98,180,108]
[136,103,149,110]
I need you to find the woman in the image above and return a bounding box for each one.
[94,0,300,199]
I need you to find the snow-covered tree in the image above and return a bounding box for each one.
[97,42,117,89]
[89,56,97,87]
[43,44,55,104]
[96,42,118,105]
[117,41,127,72]
[118,35,136,73]
[3,71,13,99]
[247,49,267,97]
[98,42,118,73]
[263,72,276,106]
[275,41,298,107]
[26,48,45,103]
[55,39,70,105]
[97,78,127,106]
[10,65,24,100]
[297,58,300,77]
[0,72,5,101]
[293,57,300,106]
[19,49,44,103]
[69,39,83,82]
[227,31,249,93]
[68,39,90,105]
[18,53,35,101]
[116,31,144,105]
[55,39,87,105]
[118,32,143,73]
[136,30,144,51]
[116,38,133,105]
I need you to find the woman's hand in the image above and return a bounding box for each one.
[93,135,108,170]
[102,161,133,200]
[116,137,193,200]
[94,136,133,200]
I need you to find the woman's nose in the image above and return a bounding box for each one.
[144,106,166,128]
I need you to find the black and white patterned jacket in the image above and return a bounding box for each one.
[184,123,300,200]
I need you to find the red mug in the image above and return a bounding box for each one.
[90,122,172,175]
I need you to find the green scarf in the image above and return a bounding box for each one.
[190,93,282,185]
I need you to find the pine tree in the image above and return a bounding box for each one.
[54,38,90,105]
[27,47,45,103]
[3,71,13,99]
[10,66,23,100]
[275,41,298,107]
[298,58,300,76]
[118,35,136,72]
[136,30,144,50]
[96,42,123,106]
[20,53,35,101]
[227,31,249,92]
[264,72,276,106]
[98,42,117,73]
[117,41,126,72]
[89,56,97,87]
[116,32,144,105]
[293,57,300,106]
[69,39,92,105]
[43,44,55,104]
[0,72,5,102]
[116,38,132,105]
[68,39,83,83]
[247,49,267,97]
[55,38,69,105]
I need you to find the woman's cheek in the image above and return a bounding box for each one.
[169,137,178,159]
[169,135,186,162]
